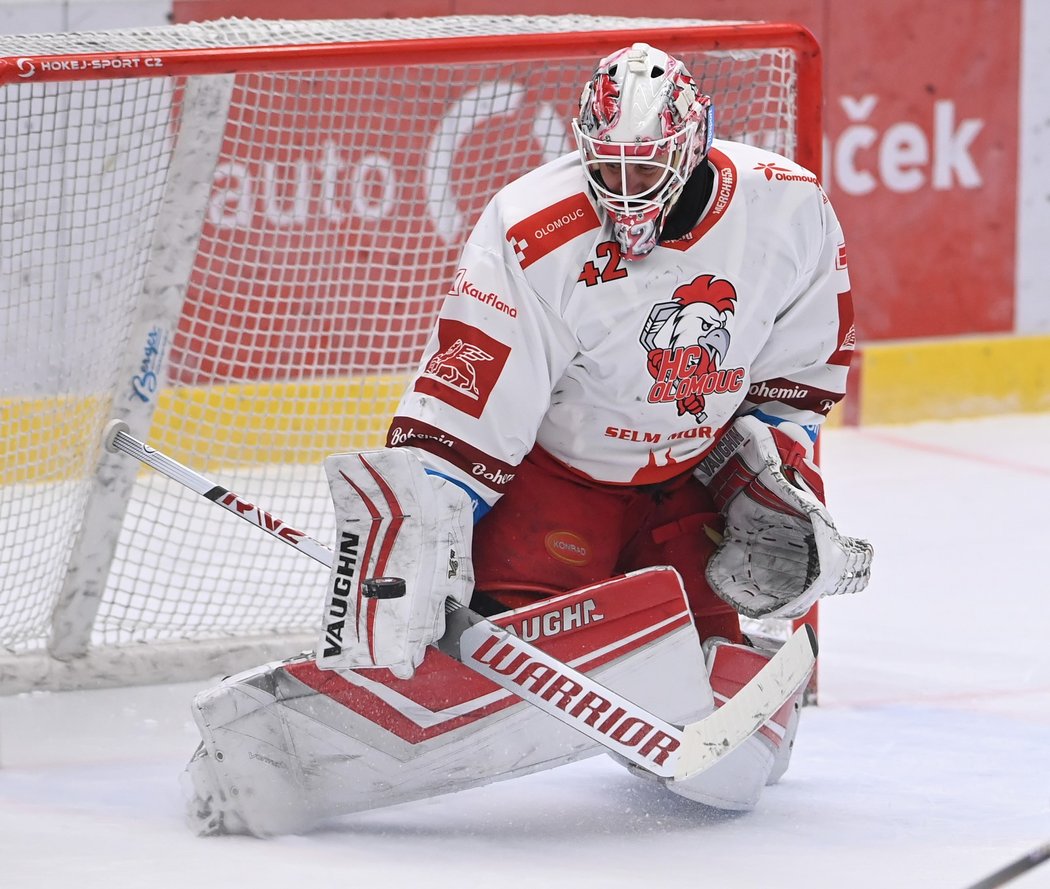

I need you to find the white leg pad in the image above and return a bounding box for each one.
[661,638,807,811]
[183,568,713,836]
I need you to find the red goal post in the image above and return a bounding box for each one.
[0,16,822,692]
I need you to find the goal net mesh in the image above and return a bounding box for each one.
[0,15,812,684]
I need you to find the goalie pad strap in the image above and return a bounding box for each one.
[703,422,824,511]
[771,427,825,504]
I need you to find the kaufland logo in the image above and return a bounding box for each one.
[450,268,517,318]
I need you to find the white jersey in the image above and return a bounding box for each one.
[387,140,856,513]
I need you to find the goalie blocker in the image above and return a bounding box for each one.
[185,567,811,835]
[319,448,474,679]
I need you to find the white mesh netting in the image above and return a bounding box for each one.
[0,15,811,685]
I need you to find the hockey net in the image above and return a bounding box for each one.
[0,15,821,692]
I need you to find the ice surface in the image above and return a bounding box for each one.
[2,414,1049,889]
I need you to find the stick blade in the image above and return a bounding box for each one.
[674,624,817,780]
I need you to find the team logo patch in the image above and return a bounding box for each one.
[414,318,510,418]
[544,530,592,566]
[640,275,745,423]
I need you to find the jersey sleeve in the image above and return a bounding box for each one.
[741,188,857,456]
[385,193,579,519]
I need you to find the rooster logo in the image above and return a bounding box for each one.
[640,275,742,422]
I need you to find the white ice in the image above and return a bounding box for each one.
[2,414,1049,889]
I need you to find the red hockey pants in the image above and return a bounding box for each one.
[472,446,743,643]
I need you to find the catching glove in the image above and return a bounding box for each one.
[693,415,872,619]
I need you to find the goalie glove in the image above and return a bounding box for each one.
[693,415,872,619]
[318,448,474,679]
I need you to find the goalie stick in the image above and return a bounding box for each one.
[102,418,816,781]
[962,841,1050,889]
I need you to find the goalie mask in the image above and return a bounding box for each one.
[572,43,714,260]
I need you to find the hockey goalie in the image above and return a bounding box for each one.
[183,42,873,836]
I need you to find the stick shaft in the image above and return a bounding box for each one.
[105,420,334,569]
[964,843,1050,889]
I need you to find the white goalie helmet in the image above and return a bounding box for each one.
[572,43,714,260]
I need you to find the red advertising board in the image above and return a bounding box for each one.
[822,3,1020,339]
[173,0,1022,345]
